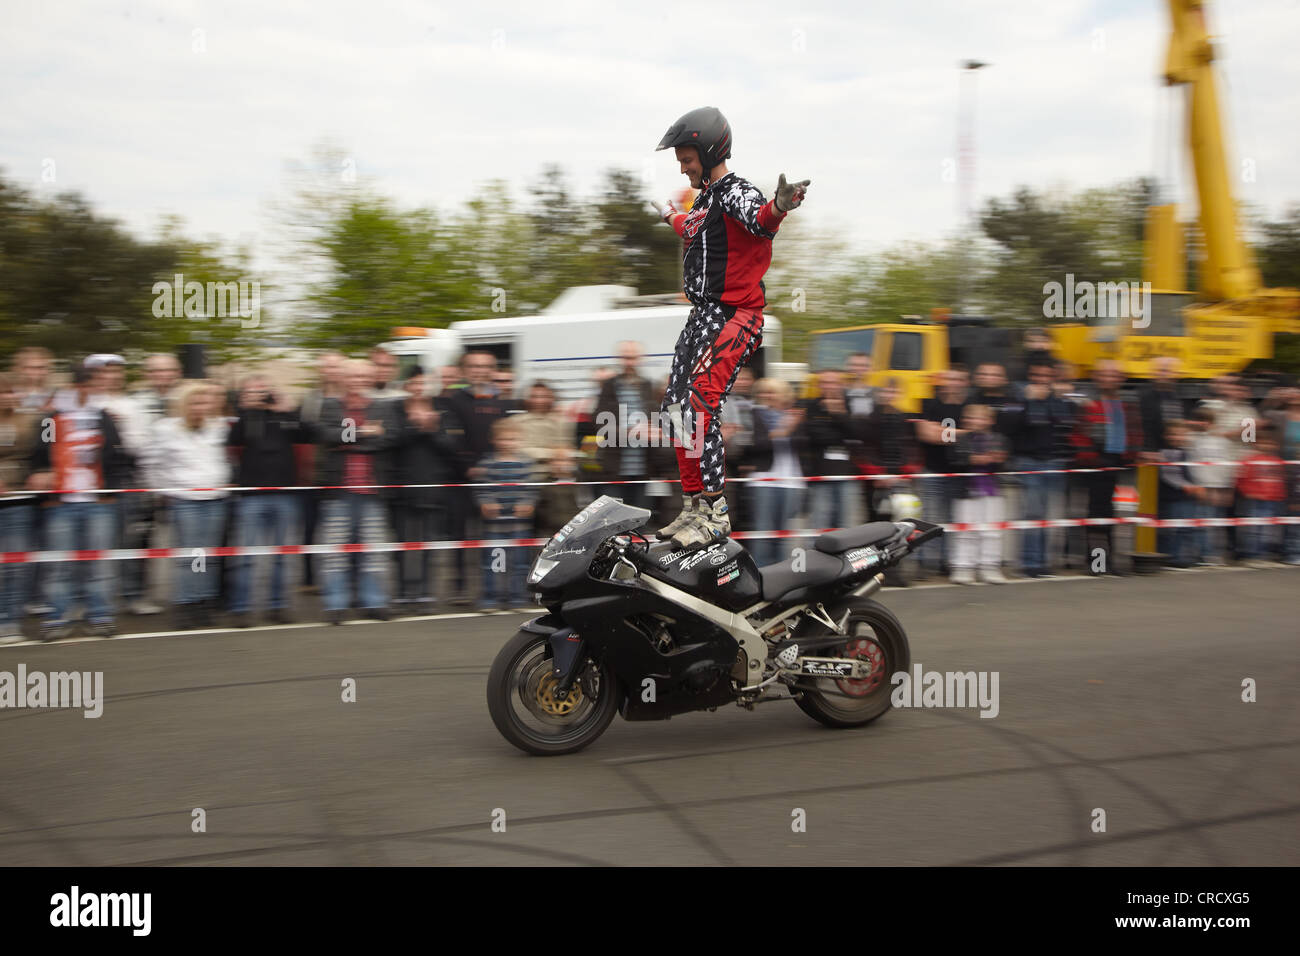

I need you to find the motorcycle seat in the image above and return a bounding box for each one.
[759,549,846,602]
[813,521,901,555]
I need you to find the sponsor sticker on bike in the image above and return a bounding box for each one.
[716,567,741,586]
[845,547,880,572]
[801,659,856,678]
[680,545,722,571]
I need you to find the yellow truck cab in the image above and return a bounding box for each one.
[806,313,1015,412]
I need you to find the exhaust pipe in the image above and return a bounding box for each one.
[850,572,885,600]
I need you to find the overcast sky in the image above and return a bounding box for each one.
[3,0,1297,271]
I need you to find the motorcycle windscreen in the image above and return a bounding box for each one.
[539,495,651,559]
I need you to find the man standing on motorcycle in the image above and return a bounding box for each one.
[651,106,810,548]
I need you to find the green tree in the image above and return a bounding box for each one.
[1258,205,1300,289]
[297,194,487,351]
[586,168,682,295]
[977,178,1152,322]
[0,175,176,357]
[0,171,259,363]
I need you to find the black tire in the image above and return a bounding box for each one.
[486,629,620,756]
[792,599,911,729]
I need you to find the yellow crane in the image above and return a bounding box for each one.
[808,0,1299,408]
[1052,0,1300,378]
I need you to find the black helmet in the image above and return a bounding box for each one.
[656,106,732,173]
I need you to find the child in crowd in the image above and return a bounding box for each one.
[949,404,1008,585]
[536,447,579,539]
[1235,427,1287,567]
[1189,406,1235,565]
[1158,420,1204,568]
[472,418,538,611]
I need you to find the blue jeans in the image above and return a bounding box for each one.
[320,494,389,611]
[45,500,116,623]
[479,521,529,608]
[230,494,299,613]
[0,504,34,631]
[1240,498,1282,560]
[810,479,851,532]
[917,475,953,570]
[1166,499,1202,565]
[747,484,802,567]
[1017,459,1063,573]
[169,498,228,606]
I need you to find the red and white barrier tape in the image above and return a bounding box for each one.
[10,456,1299,497]
[1,515,1296,563]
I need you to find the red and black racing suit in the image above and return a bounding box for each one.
[662,172,786,495]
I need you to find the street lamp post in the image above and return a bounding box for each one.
[957,59,988,313]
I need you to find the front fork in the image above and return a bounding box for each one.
[521,615,588,698]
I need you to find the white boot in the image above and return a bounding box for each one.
[657,495,696,539]
[671,495,731,549]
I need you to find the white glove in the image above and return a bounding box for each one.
[650,199,678,223]
[773,173,811,213]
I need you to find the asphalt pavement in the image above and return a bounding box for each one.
[1,565,1296,866]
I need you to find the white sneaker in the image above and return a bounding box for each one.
[129,601,163,616]
[950,568,976,586]
[980,567,1007,585]
[0,632,23,646]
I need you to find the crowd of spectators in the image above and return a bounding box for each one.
[0,338,1297,641]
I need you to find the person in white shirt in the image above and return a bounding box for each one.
[153,380,231,628]
[1189,405,1236,565]
[87,355,165,616]
[123,353,183,615]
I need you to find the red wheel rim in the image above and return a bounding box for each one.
[836,636,886,698]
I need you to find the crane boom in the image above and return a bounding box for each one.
[1162,0,1261,301]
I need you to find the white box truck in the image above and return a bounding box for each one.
[381,285,783,406]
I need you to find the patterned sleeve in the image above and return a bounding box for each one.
[718,177,783,239]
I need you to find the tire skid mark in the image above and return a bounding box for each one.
[0,666,490,722]
[15,739,1293,866]
[608,764,736,866]
[953,802,1300,865]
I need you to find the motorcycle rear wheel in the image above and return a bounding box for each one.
[487,629,619,755]
[791,599,911,728]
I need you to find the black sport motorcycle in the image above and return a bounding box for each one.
[486,495,943,755]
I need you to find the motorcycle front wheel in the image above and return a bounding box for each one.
[486,629,619,755]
